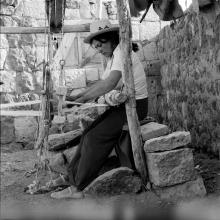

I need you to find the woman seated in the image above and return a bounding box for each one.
[50,19,148,199]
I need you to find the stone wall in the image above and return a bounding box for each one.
[155,3,220,155]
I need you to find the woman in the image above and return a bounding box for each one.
[50,20,148,199]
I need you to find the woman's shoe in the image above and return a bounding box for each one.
[50,186,84,199]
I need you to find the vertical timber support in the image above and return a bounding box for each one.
[116,0,148,185]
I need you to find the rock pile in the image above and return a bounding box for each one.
[47,121,206,201]
[142,123,206,201]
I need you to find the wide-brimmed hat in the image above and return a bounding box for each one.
[84,20,119,44]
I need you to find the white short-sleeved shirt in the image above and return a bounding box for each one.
[101,45,148,100]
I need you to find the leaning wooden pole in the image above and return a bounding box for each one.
[116,0,148,185]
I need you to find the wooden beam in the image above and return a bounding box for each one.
[0,24,90,34]
[0,100,41,109]
[116,0,148,185]
[0,110,41,117]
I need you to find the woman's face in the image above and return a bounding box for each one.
[91,39,114,58]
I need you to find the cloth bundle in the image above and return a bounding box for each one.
[98,90,127,107]
[129,0,184,21]
[97,90,127,115]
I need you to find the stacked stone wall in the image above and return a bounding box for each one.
[156,5,220,155]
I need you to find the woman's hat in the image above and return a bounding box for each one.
[84,20,119,44]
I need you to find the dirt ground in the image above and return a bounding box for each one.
[1,146,220,220]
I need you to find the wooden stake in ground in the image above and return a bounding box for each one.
[116,0,148,185]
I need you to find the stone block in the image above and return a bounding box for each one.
[5,48,26,72]
[14,117,38,143]
[0,70,16,93]
[48,152,67,175]
[66,0,80,9]
[0,116,15,144]
[0,49,7,69]
[84,167,142,196]
[154,176,206,202]
[63,146,78,164]
[79,0,91,18]
[146,148,196,187]
[65,8,80,19]
[15,0,45,19]
[15,71,34,94]
[48,130,82,151]
[141,122,169,141]
[144,131,191,152]
[0,34,9,49]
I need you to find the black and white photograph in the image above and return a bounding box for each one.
[0,0,219,219]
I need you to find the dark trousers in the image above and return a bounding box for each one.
[67,98,148,190]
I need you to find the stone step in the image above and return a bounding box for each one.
[144,131,191,153]
[141,122,169,141]
[84,167,142,196]
[146,148,196,187]
[153,176,206,202]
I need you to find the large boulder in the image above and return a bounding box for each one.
[84,167,142,196]
[146,148,196,187]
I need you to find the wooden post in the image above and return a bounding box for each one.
[116,0,148,185]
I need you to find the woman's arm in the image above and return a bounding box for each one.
[66,81,102,101]
[75,70,122,103]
